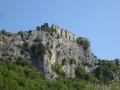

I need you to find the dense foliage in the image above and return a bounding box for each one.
[0,58,120,90]
[75,65,94,81]
[94,59,120,84]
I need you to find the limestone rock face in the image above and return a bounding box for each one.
[0,23,97,79]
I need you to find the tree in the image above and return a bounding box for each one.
[114,58,120,66]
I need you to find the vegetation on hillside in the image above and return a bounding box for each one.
[0,29,12,36]
[51,61,66,77]
[0,58,120,90]
[94,59,120,84]
[49,27,57,36]
[17,41,52,58]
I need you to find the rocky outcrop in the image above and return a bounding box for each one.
[105,71,116,80]
[0,23,97,79]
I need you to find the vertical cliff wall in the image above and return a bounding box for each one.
[0,23,97,79]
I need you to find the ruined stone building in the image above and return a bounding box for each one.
[37,23,77,43]
[52,23,77,42]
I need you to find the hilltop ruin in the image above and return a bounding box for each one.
[37,23,77,43]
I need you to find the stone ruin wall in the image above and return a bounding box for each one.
[61,29,66,38]
[65,30,69,39]
[38,23,77,43]
[51,24,77,43]
[52,24,61,35]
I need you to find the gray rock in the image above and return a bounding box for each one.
[106,71,116,80]
[0,23,97,79]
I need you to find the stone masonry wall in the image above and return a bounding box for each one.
[65,30,69,39]
[61,29,66,38]
[73,34,77,43]
[51,24,77,42]
[52,24,61,35]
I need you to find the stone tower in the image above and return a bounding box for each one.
[65,30,69,39]
[68,32,74,41]
[51,23,77,42]
[61,29,66,38]
[52,24,61,35]
[73,34,77,43]
[41,23,49,30]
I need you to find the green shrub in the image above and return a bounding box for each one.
[0,29,12,36]
[19,42,52,57]
[75,65,93,81]
[49,27,56,36]
[51,61,66,77]
[114,58,120,66]
[76,38,90,49]
[23,43,31,53]
[70,58,76,65]
[1,29,6,35]
[82,62,93,67]
[16,57,32,68]
[76,38,81,44]
[37,43,52,56]
[17,31,24,39]
[62,58,67,65]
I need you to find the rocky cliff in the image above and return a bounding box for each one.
[0,23,97,79]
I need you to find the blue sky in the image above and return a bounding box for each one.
[0,0,120,60]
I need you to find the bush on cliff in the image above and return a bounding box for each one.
[76,38,90,49]
[51,61,66,77]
